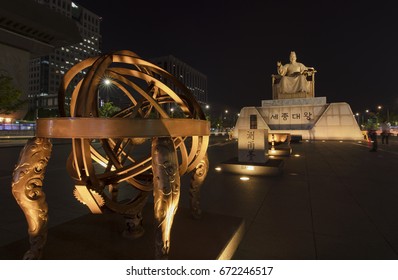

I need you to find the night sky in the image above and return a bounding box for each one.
[74,0,398,116]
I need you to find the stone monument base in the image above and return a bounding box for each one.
[269,146,292,157]
[220,157,284,176]
[233,97,363,141]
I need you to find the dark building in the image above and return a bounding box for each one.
[0,0,81,122]
[150,55,208,106]
[28,0,101,118]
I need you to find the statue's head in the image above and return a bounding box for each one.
[289,51,297,62]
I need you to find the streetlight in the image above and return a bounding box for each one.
[98,78,112,108]
[223,110,229,128]
[355,112,360,124]
[377,104,390,122]
[224,110,228,121]
[204,104,211,123]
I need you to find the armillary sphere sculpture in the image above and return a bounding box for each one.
[11,50,210,259]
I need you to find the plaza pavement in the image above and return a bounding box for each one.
[0,135,398,259]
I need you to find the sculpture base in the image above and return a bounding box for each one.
[269,147,292,157]
[220,157,284,176]
[0,206,245,260]
[234,100,363,141]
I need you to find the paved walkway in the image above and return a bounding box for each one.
[1,136,398,259]
[230,137,398,259]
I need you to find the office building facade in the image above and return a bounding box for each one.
[0,0,81,122]
[28,0,101,118]
[150,55,208,106]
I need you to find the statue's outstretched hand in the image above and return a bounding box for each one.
[277,61,282,67]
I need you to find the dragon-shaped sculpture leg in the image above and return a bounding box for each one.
[121,192,149,239]
[11,137,52,259]
[152,137,180,259]
[190,153,209,219]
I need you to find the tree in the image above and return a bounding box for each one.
[0,74,26,115]
[99,101,120,117]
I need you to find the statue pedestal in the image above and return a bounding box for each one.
[234,97,363,141]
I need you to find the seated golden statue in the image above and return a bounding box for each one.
[272,51,316,99]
